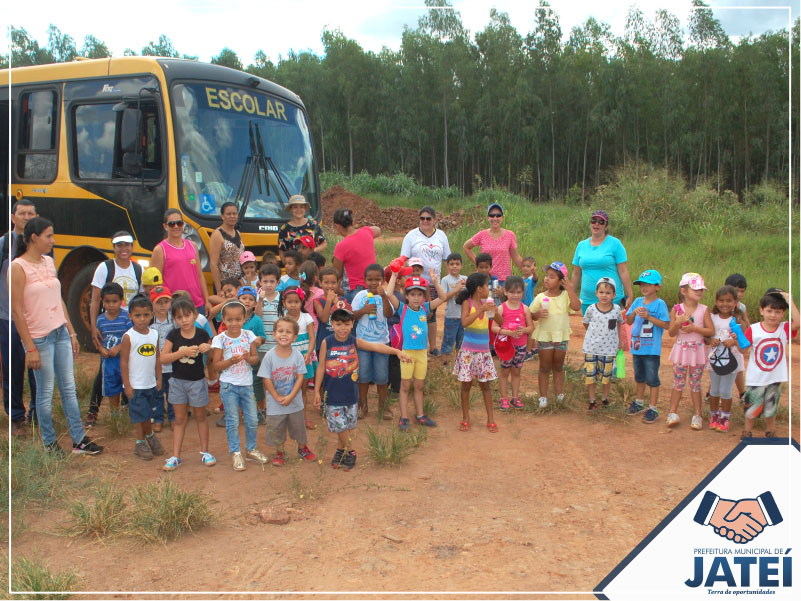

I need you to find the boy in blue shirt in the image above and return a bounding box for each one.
[626,270,670,423]
[86,283,132,427]
[522,256,539,360]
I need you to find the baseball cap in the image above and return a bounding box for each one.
[142,266,163,286]
[487,203,503,216]
[298,235,316,249]
[239,251,257,265]
[237,285,258,299]
[633,270,662,286]
[725,273,747,289]
[407,257,424,267]
[679,273,707,290]
[405,276,428,292]
[149,285,172,303]
[596,277,617,292]
[493,334,515,362]
[591,210,609,223]
[547,261,568,279]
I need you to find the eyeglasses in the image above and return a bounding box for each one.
[166,220,185,228]
[590,217,607,225]
[488,214,503,218]
[420,216,433,221]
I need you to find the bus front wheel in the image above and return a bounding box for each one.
[67,262,100,352]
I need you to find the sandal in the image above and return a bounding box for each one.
[305,419,317,430]
[459,421,469,432]
[486,422,499,433]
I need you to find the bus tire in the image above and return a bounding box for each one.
[67,262,101,352]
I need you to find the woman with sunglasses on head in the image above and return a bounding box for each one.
[208,201,245,294]
[570,210,634,315]
[151,209,212,316]
[401,206,452,354]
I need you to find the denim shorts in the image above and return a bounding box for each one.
[357,349,389,385]
[129,387,159,423]
[633,354,661,388]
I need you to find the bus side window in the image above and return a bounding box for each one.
[72,102,162,181]
[16,90,58,182]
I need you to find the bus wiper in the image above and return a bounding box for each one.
[255,123,291,205]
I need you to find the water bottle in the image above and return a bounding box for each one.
[729,318,751,349]
[367,292,377,320]
[484,296,494,320]
[541,296,550,317]
[615,349,626,378]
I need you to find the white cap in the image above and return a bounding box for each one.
[112,234,134,244]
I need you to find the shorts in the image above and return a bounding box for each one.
[633,354,661,388]
[357,350,389,385]
[129,387,159,424]
[400,348,428,380]
[101,356,122,397]
[500,345,527,370]
[453,349,497,383]
[168,378,210,408]
[744,383,782,420]
[265,410,307,447]
[325,403,358,433]
[537,340,568,352]
[583,354,615,385]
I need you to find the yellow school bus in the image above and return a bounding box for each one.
[2,57,320,346]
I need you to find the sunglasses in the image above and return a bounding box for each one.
[590,217,607,225]
[166,220,185,228]
[488,213,503,218]
[420,216,433,221]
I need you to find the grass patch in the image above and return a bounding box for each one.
[366,426,428,467]
[100,409,132,438]
[127,480,213,544]
[64,480,127,539]
[5,555,81,599]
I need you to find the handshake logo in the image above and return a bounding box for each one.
[693,490,783,544]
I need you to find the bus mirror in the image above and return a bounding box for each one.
[120,108,139,153]
[122,152,142,176]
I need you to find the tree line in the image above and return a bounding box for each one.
[6,0,798,200]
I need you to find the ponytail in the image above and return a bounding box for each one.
[456,272,489,305]
[16,217,53,256]
[299,260,318,300]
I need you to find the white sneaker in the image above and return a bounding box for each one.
[246,448,269,464]
[538,397,548,408]
[666,413,680,427]
[555,393,565,403]
[691,415,703,430]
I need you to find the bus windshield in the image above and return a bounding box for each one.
[171,82,318,221]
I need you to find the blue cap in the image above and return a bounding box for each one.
[237,285,258,298]
[633,270,662,286]
[487,203,503,216]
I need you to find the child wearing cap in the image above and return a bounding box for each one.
[142,267,163,296]
[666,273,715,430]
[582,277,625,411]
[626,270,670,423]
[530,262,581,408]
[389,271,447,431]
[150,285,175,432]
[238,252,259,288]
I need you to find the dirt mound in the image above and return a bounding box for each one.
[321,185,473,232]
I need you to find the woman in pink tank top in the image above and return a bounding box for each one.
[10,218,101,454]
[151,209,211,315]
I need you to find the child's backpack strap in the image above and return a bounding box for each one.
[104,259,143,288]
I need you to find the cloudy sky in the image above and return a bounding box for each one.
[7,0,795,64]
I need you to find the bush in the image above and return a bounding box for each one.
[65,480,127,539]
[320,170,461,201]
[127,480,213,544]
[366,426,428,466]
[7,555,81,599]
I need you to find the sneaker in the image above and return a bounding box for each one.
[216,415,227,428]
[524,351,536,362]
[45,442,66,458]
[556,393,565,403]
[510,397,524,409]
[499,397,510,411]
[538,397,548,408]
[298,446,317,461]
[398,417,410,432]
[416,414,436,427]
[135,440,153,460]
[717,416,730,433]
[587,400,598,412]
[627,401,645,415]
[666,413,680,428]
[709,414,720,431]
[257,409,267,425]
[232,451,246,471]
[272,451,285,467]
[147,434,165,456]
[72,437,103,455]
[84,412,98,428]
[162,456,182,471]
[200,451,216,466]
[342,449,357,471]
[246,449,269,464]
[641,407,659,424]
[691,415,703,430]
[331,448,345,469]
[601,398,610,409]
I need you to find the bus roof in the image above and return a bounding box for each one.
[4,56,304,108]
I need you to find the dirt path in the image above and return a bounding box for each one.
[11,313,799,596]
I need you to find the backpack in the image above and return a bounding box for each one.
[390,303,428,350]
[104,259,143,288]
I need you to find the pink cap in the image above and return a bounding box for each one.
[679,272,706,291]
[239,251,257,265]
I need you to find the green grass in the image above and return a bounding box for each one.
[366,426,429,466]
[100,409,132,438]
[5,555,81,599]
[64,480,127,539]
[126,480,213,544]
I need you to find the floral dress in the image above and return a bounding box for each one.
[217,227,244,283]
[278,219,326,253]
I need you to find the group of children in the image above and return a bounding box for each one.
[90,241,797,473]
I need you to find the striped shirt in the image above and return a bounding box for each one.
[462,299,489,352]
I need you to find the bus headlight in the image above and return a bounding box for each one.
[182,223,210,271]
